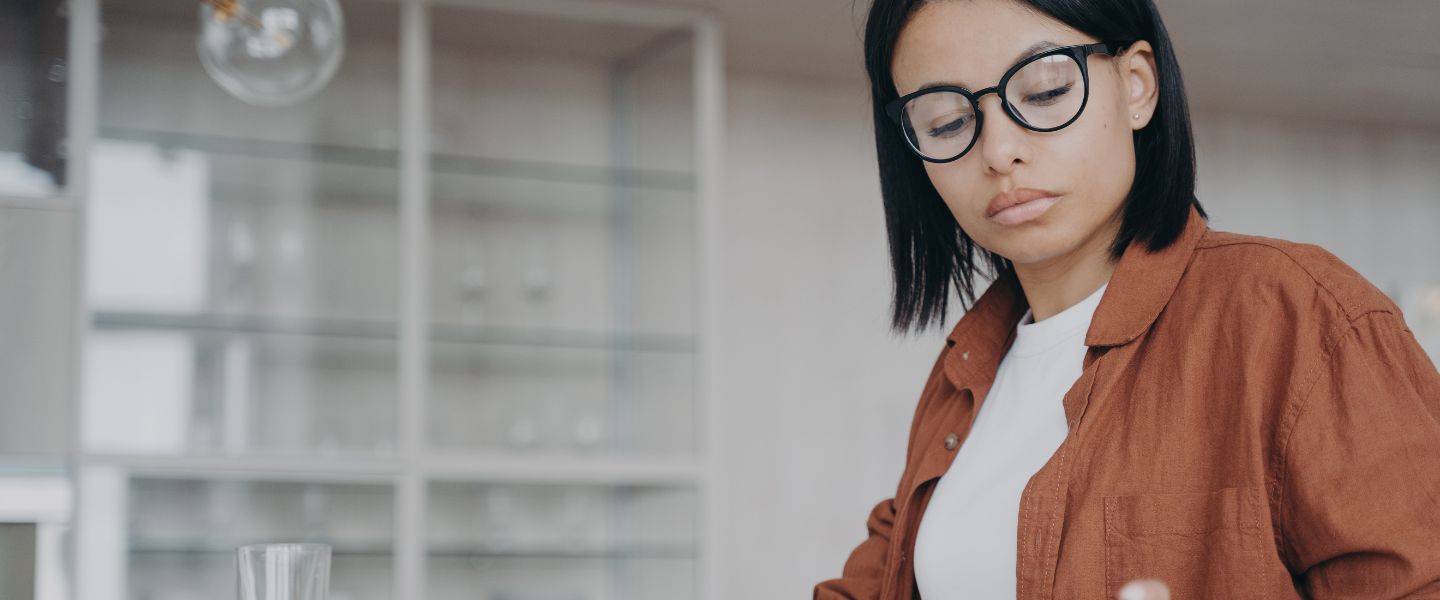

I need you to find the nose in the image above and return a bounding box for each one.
[974,93,1029,176]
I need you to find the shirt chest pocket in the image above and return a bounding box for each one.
[1103,486,1268,600]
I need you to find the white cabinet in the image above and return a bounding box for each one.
[69,0,722,598]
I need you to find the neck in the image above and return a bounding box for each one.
[1013,220,1121,323]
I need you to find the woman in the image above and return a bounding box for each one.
[814,0,1440,599]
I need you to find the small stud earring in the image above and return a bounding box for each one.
[1133,113,1141,120]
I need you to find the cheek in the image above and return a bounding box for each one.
[1066,108,1131,198]
[922,162,983,219]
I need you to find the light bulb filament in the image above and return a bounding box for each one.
[207,0,263,30]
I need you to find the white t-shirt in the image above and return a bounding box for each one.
[913,281,1108,599]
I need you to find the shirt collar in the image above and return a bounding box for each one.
[943,203,1209,388]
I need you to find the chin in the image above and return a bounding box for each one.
[1001,248,1070,267]
[984,232,1078,266]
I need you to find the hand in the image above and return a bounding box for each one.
[1117,579,1171,600]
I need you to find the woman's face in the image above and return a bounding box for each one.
[890,0,1157,268]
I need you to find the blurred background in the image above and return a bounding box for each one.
[0,0,1436,598]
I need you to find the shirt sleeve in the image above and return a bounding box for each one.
[1279,310,1440,598]
[814,344,952,600]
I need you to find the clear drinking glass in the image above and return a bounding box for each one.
[237,543,332,600]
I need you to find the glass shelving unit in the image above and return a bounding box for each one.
[425,482,696,600]
[123,477,395,600]
[81,0,405,460]
[68,0,722,598]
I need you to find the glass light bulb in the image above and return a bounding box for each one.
[197,0,345,107]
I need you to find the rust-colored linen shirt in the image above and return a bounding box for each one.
[814,204,1440,600]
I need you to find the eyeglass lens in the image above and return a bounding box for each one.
[901,52,1085,160]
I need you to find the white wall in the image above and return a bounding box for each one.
[714,72,952,600]
[1192,111,1440,293]
[714,71,1440,598]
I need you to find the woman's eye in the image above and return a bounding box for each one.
[926,115,971,138]
[1024,83,1073,105]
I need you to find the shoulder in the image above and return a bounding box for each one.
[1188,227,1401,327]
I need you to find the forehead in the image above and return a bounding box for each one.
[891,0,1086,96]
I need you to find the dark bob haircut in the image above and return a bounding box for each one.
[864,0,1208,334]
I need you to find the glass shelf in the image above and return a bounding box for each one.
[100,125,695,195]
[129,553,393,600]
[93,310,396,341]
[427,483,696,548]
[121,476,395,600]
[92,310,696,353]
[83,452,698,491]
[82,454,401,483]
[82,329,399,456]
[426,183,696,335]
[424,454,698,487]
[129,541,396,556]
[127,540,693,560]
[426,542,695,560]
[427,556,695,600]
[432,322,694,353]
[89,307,696,458]
[427,481,697,599]
[127,477,395,542]
[428,342,696,455]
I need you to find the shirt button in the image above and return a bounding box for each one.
[943,433,959,450]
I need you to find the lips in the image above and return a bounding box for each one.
[987,188,1061,218]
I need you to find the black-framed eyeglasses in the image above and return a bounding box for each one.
[884,40,1133,163]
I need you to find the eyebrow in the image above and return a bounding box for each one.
[913,40,1061,92]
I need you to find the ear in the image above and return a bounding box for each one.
[1116,40,1159,130]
